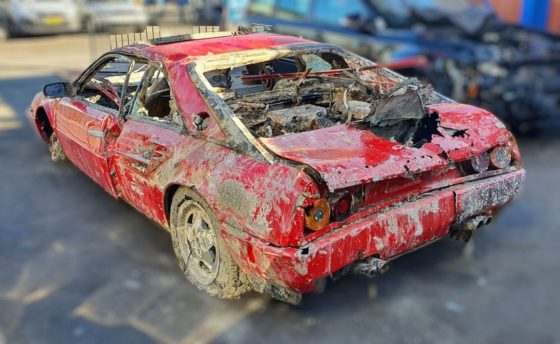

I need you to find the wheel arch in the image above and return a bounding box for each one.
[163,183,182,226]
[163,183,216,228]
[35,106,53,142]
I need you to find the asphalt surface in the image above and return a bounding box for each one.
[1,33,559,344]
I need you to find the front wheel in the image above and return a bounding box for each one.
[49,134,66,162]
[5,21,20,39]
[170,188,250,299]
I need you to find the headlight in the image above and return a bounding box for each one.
[490,146,512,169]
[304,198,330,232]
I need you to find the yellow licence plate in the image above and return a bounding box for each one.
[44,16,65,26]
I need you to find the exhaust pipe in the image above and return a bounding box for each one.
[332,256,389,281]
[352,257,389,278]
[452,214,492,242]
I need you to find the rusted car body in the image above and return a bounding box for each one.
[28,28,525,303]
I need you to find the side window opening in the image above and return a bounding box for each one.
[78,56,133,111]
[201,50,408,138]
[129,65,182,127]
[203,54,346,97]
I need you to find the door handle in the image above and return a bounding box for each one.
[116,142,168,175]
[150,145,168,161]
[87,129,104,137]
[85,120,104,137]
[131,162,147,173]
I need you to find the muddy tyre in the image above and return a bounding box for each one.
[170,188,250,299]
[49,134,66,162]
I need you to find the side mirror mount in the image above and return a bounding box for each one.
[192,112,210,131]
[43,82,73,99]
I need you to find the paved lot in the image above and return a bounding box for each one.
[0,33,559,344]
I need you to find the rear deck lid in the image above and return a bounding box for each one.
[260,104,510,192]
[261,124,449,191]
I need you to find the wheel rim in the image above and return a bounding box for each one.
[49,134,64,161]
[176,200,219,285]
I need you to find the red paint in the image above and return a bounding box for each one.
[28,32,526,298]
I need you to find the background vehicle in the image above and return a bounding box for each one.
[77,0,148,32]
[237,0,560,133]
[3,0,81,38]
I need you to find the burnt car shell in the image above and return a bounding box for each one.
[28,31,526,304]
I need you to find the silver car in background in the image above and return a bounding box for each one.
[78,0,148,32]
[3,0,81,38]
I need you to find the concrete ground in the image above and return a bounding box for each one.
[0,32,559,344]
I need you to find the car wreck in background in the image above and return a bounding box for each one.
[28,27,525,304]
[239,0,560,133]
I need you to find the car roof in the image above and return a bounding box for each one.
[118,33,316,63]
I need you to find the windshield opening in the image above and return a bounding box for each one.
[194,46,447,145]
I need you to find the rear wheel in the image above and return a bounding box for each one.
[170,188,250,299]
[49,133,66,162]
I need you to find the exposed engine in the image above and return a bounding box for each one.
[205,52,448,146]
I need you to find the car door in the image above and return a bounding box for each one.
[111,63,187,223]
[55,55,134,197]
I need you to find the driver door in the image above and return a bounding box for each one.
[55,55,135,197]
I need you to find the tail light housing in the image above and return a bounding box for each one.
[330,192,352,221]
[460,152,489,175]
[469,152,490,173]
[489,146,512,169]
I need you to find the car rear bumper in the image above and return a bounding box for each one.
[221,169,526,295]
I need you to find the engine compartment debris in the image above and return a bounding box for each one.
[204,50,448,147]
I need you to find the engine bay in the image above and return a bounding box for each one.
[203,50,449,146]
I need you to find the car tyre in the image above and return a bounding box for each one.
[49,134,66,162]
[170,188,251,299]
[5,21,19,39]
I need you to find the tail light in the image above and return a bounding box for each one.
[304,198,330,232]
[328,187,364,222]
[330,192,352,221]
[489,146,512,169]
[470,153,490,173]
[461,152,489,175]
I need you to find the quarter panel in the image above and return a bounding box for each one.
[152,135,318,247]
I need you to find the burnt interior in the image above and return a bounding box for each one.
[204,51,445,146]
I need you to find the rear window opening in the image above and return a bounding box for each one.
[200,48,449,146]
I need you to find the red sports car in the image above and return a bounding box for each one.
[28,27,525,304]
